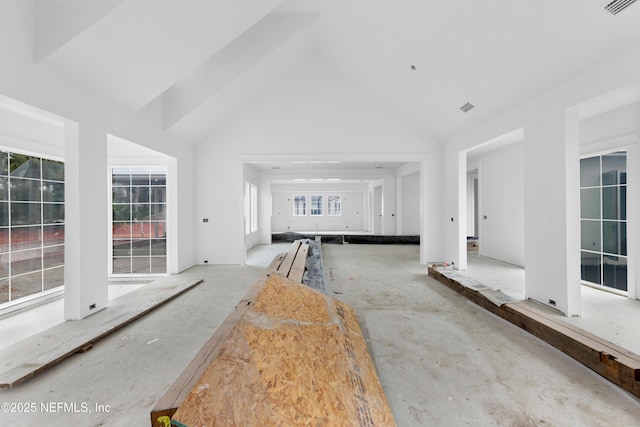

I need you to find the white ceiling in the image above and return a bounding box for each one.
[33,0,640,174]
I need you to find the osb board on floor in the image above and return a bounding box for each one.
[168,274,396,427]
[0,277,203,389]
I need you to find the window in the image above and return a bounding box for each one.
[244,182,250,234]
[580,151,627,291]
[327,195,341,216]
[0,151,65,305]
[293,195,306,216]
[250,184,258,233]
[310,195,323,216]
[112,167,166,275]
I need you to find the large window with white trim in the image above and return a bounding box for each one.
[580,151,627,291]
[111,167,167,275]
[0,151,65,305]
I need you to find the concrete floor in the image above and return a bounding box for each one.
[0,243,639,426]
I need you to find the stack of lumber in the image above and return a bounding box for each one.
[151,272,395,426]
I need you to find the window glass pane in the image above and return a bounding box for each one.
[0,277,7,303]
[603,221,626,256]
[113,222,131,239]
[11,226,42,250]
[151,204,166,220]
[602,152,626,185]
[112,170,130,186]
[311,195,323,216]
[43,203,64,224]
[581,220,600,252]
[12,248,43,275]
[0,202,8,227]
[113,187,130,204]
[42,181,64,203]
[328,195,341,216]
[131,186,149,203]
[11,203,41,226]
[293,195,306,216]
[113,258,131,274]
[43,245,64,269]
[41,159,64,181]
[132,204,150,221]
[43,224,64,246]
[0,253,9,278]
[0,177,7,200]
[131,171,150,185]
[581,251,601,284]
[580,188,600,219]
[151,257,166,274]
[580,156,600,187]
[11,271,42,300]
[10,154,41,179]
[0,228,9,252]
[43,266,64,291]
[113,205,131,221]
[244,182,250,234]
[250,184,257,232]
[10,178,41,202]
[151,187,165,203]
[113,240,131,257]
[132,257,150,274]
[150,171,166,186]
[149,221,166,238]
[150,239,166,256]
[603,255,627,291]
[132,239,150,256]
[0,152,8,176]
[602,186,625,220]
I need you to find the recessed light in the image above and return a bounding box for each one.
[374,165,383,169]
[410,65,416,70]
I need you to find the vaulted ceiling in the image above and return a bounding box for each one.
[34,0,640,145]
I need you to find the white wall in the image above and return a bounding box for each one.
[470,141,525,267]
[195,52,441,264]
[400,172,420,235]
[0,1,195,319]
[271,183,366,232]
[243,163,260,250]
[444,42,640,316]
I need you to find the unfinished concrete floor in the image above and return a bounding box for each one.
[0,243,639,426]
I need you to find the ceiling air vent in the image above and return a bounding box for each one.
[604,0,638,15]
[460,102,475,113]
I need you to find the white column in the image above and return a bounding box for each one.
[64,121,108,320]
[524,108,581,316]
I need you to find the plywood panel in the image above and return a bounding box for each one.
[169,274,395,426]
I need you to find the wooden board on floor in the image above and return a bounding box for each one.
[427,265,640,399]
[0,277,203,389]
[155,274,396,427]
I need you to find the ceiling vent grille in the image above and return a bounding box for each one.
[460,102,475,113]
[604,0,638,15]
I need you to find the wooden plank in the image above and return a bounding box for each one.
[427,265,640,398]
[0,277,203,389]
[276,240,302,277]
[287,242,309,282]
[167,274,396,427]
